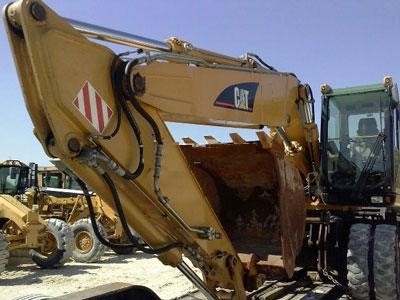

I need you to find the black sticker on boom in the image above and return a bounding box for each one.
[214,82,259,112]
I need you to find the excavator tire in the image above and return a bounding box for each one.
[347,223,371,300]
[71,218,107,263]
[373,224,399,300]
[0,232,9,274]
[30,218,74,268]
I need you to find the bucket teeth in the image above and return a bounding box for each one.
[182,131,277,148]
[256,131,275,149]
[204,135,220,144]
[229,133,246,144]
[182,137,197,146]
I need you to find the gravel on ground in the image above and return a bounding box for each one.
[0,250,202,300]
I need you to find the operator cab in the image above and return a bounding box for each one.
[0,160,35,196]
[320,77,399,206]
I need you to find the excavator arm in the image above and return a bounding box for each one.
[3,1,319,298]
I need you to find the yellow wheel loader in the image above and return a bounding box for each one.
[37,162,140,259]
[3,1,400,299]
[0,159,73,271]
[0,159,137,264]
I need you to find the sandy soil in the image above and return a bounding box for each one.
[0,250,203,300]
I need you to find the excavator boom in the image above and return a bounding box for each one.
[3,1,320,298]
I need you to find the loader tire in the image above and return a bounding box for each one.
[30,218,74,268]
[347,223,371,300]
[373,224,399,300]
[71,218,107,263]
[0,232,9,274]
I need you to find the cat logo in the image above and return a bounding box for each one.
[234,86,250,110]
[214,82,258,112]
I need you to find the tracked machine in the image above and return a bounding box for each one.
[3,1,399,299]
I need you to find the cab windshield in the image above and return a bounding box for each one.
[325,91,388,189]
[0,166,27,195]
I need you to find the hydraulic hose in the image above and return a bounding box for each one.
[101,172,184,254]
[76,177,135,250]
[123,60,163,144]
[120,59,214,239]
[76,176,183,255]
[108,57,145,179]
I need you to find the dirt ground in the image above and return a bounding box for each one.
[0,250,203,300]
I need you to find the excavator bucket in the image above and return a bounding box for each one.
[180,133,306,280]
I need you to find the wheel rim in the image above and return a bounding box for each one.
[74,230,93,254]
[41,231,58,256]
[2,220,22,237]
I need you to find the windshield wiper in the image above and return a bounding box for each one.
[353,133,385,200]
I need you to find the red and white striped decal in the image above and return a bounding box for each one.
[72,81,113,134]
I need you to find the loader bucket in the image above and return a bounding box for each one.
[180,138,306,280]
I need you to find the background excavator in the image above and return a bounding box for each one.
[3,0,399,299]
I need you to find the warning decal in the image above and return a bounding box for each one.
[72,81,113,134]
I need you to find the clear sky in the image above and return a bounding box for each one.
[1,0,399,166]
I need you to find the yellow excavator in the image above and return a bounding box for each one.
[3,1,400,299]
